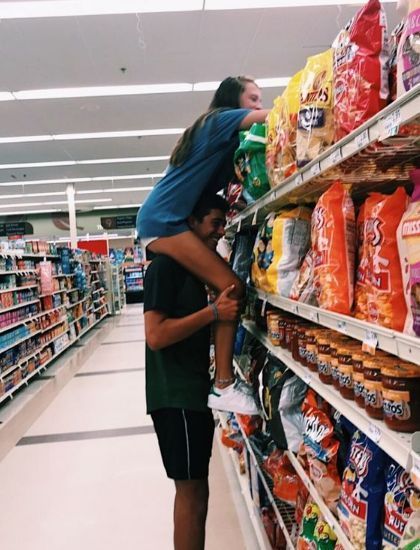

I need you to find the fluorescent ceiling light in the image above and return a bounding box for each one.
[256,77,290,87]
[0,209,62,216]
[0,1,203,19]
[77,187,153,194]
[0,174,164,187]
[0,92,14,101]
[0,198,112,209]
[206,0,395,7]
[0,191,66,199]
[14,84,193,100]
[0,156,169,171]
[94,205,141,210]
[0,130,183,145]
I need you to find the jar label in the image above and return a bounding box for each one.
[318,358,331,376]
[354,379,365,398]
[299,346,306,360]
[364,380,383,409]
[383,389,411,421]
[339,369,353,388]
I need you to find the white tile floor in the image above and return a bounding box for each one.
[0,305,259,550]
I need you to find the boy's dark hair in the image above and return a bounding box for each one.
[191,193,229,222]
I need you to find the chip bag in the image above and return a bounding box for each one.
[312,181,356,315]
[389,20,405,102]
[265,207,312,297]
[314,520,337,550]
[397,170,420,336]
[289,248,318,305]
[332,0,390,140]
[365,187,409,331]
[266,96,285,188]
[297,49,335,167]
[251,212,276,290]
[272,453,301,506]
[397,0,420,96]
[337,430,388,550]
[234,123,270,200]
[279,71,302,179]
[297,501,322,550]
[383,460,420,549]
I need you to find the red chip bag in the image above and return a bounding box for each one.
[236,414,262,437]
[312,181,356,315]
[365,187,409,330]
[272,453,301,506]
[333,0,390,140]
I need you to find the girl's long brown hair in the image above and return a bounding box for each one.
[169,76,255,167]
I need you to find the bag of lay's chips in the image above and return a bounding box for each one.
[265,207,312,297]
[365,187,409,331]
[251,212,276,291]
[297,49,335,168]
[332,0,390,140]
[279,71,302,180]
[397,0,420,96]
[312,181,356,315]
[397,170,420,336]
[383,460,420,549]
[266,96,285,189]
[314,520,337,550]
[297,501,322,550]
[337,430,388,550]
[234,123,270,201]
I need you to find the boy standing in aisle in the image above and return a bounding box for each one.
[143,193,240,550]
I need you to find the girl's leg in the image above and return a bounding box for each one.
[148,231,244,385]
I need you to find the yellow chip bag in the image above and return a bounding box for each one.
[279,71,302,180]
[297,49,334,168]
[266,96,284,189]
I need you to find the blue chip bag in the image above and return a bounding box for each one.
[383,460,420,549]
[337,430,388,549]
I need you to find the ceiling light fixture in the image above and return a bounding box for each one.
[0,156,169,170]
[0,130,183,145]
[93,204,141,210]
[0,208,63,216]
[0,198,112,209]
[77,186,153,194]
[0,174,164,187]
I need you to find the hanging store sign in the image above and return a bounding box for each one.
[100,215,137,230]
[0,221,34,236]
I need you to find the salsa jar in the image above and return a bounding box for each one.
[293,324,308,365]
[382,363,420,433]
[305,330,319,372]
[285,319,298,352]
[330,338,351,391]
[352,352,367,408]
[278,316,288,348]
[364,358,384,420]
[337,344,361,400]
[267,312,281,346]
[317,335,332,384]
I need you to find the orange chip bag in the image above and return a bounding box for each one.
[266,96,284,189]
[365,187,409,331]
[312,181,356,314]
[280,71,302,180]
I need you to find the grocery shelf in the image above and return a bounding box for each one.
[52,273,75,278]
[0,284,38,294]
[38,288,67,298]
[0,270,37,276]
[66,287,79,293]
[0,299,40,315]
[285,451,352,550]
[251,288,420,364]
[230,412,298,549]
[65,296,89,309]
[216,412,273,550]
[241,319,417,471]
[0,251,59,260]
[227,84,420,233]
[0,328,42,354]
[42,317,67,333]
[0,313,108,405]
[93,304,106,313]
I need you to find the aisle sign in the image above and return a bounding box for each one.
[100,215,136,230]
[0,221,33,236]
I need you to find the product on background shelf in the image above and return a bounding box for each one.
[234,123,270,201]
[311,181,355,315]
[297,49,334,167]
[337,429,388,550]
[261,506,288,549]
[397,170,420,336]
[313,519,338,549]
[266,96,285,188]
[230,228,258,283]
[265,207,312,297]
[397,0,420,96]
[279,70,302,180]
[389,20,405,102]
[225,177,247,220]
[383,460,420,549]
[332,0,390,140]
[271,452,301,506]
[382,360,420,433]
[365,186,408,331]
[279,375,307,453]
[301,391,342,513]
[289,249,318,305]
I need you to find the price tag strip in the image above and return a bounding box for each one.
[355,128,370,150]
[380,108,401,140]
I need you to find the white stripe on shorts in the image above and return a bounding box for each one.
[181,409,191,480]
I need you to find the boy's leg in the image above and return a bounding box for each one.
[174,479,209,550]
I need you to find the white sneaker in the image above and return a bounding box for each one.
[208,381,259,415]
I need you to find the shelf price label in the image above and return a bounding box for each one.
[237,217,242,232]
[303,373,312,386]
[381,108,401,139]
[329,147,342,165]
[294,173,304,187]
[251,209,258,226]
[309,310,319,323]
[310,162,321,177]
[291,304,299,315]
[261,298,268,317]
[363,330,378,354]
[367,423,382,444]
[355,129,370,150]
[337,320,348,334]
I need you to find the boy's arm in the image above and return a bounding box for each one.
[145,284,239,351]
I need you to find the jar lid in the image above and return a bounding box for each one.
[352,352,367,361]
[364,358,382,370]
[337,343,362,354]
[382,364,420,378]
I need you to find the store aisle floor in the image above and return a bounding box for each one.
[0,305,256,550]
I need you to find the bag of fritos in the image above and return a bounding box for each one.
[279,71,302,179]
[365,187,408,331]
[312,181,355,315]
[297,49,334,167]
[266,96,284,189]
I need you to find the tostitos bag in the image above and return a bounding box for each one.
[251,212,276,291]
[312,182,356,315]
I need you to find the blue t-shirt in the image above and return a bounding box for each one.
[136,108,251,238]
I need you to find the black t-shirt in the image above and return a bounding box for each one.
[143,255,211,413]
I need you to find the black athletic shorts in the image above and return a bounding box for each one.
[151,408,214,480]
